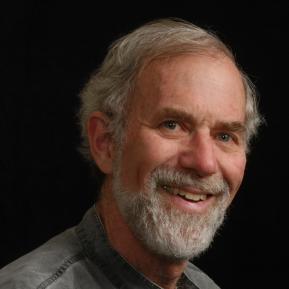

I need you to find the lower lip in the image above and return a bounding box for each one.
[162,189,216,214]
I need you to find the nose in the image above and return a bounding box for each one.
[178,131,218,177]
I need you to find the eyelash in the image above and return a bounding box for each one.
[162,120,179,130]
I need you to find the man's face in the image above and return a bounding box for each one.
[112,54,247,259]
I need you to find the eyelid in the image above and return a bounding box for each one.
[160,119,180,128]
[216,131,241,145]
[162,119,178,128]
[158,119,190,136]
[164,118,189,128]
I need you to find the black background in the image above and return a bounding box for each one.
[1,2,288,288]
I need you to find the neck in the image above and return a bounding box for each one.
[96,179,188,289]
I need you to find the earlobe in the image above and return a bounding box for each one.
[87,112,114,174]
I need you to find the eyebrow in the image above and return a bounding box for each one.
[154,107,246,133]
[154,107,196,124]
[215,121,246,133]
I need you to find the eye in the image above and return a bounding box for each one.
[217,132,232,142]
[162,120,179,130]
[158,119,189,138]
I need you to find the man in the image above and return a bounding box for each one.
[0,18,262,289]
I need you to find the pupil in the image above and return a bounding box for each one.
[166,121,176,129]
[222,134,229,141]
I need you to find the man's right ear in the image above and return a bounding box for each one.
[87,112,114,174]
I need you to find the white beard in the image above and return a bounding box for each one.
[112,164,230,261]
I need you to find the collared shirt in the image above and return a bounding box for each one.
[0,206,221,289]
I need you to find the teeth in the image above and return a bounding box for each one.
[162,185,207,202]
[182,193,207,202]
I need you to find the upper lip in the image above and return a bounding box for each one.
[173,185,208,195]
[162,184,211,196]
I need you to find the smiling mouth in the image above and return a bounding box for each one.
[161,185,211,202]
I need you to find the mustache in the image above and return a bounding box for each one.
[150,166,229,196]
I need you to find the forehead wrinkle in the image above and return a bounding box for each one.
[130,54,246,129]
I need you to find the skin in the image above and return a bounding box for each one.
[88,53,247,289]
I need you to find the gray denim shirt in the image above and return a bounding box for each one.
[0,206,220,289]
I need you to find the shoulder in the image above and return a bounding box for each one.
[0,227,85,289]
[185,261,221,289]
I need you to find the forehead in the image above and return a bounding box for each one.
[130,54,246,123]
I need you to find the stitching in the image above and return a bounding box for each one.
[36,253,84,289]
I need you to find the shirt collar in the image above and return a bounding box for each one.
[76,206,198,289]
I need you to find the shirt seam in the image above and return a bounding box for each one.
[76,208,163,289]
[36,252,84,289]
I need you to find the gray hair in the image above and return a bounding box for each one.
[78,18,262,162]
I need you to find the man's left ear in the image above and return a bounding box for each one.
[87,112,114,174]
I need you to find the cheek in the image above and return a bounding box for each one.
[222,154,246,202]
[119,131,180,189]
